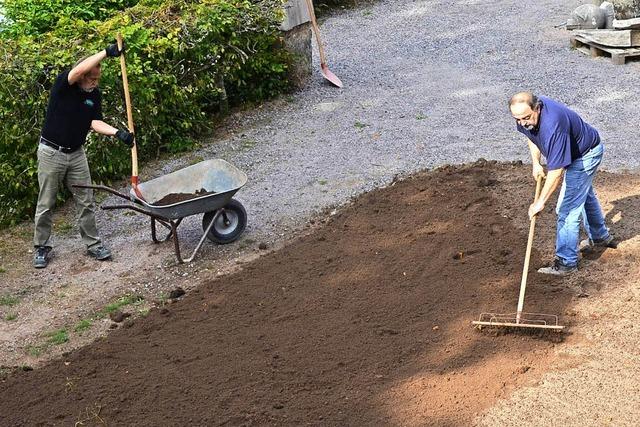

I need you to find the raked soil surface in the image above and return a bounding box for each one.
[2,161,640,425]
[0,162,573,425]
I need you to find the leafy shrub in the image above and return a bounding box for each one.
[0,0,290,226]
[0,0,140,37]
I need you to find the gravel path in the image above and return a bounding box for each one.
[115,0,639,248]
[3,0,640,422]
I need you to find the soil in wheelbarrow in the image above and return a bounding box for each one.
[0,161,579,425]
[152,188,216,206]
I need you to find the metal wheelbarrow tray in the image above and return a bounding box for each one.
[75,159,248,263]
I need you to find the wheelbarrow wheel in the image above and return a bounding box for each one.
[202,199,247,244]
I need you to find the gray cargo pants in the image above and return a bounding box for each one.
[33,144,101,248]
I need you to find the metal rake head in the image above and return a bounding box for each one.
[472,311,564,331]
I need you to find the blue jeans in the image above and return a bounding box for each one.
[555,143,609,267]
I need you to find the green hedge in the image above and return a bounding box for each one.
[0,0,290,227]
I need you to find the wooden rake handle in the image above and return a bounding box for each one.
[516,175,544,318]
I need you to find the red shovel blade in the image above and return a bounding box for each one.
[321,63,343,88]
[131,175,145,200]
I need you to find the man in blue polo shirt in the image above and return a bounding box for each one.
[509,92,615,275]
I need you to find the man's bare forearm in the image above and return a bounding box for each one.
[68,50,107,84]
[91,120,117,137]
[528,140,541,165]
[537,168,563,205]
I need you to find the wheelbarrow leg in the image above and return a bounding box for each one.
[176,209,223,264]
[151,217,180,243]
[172,221,183,263]
[152,213,216,264]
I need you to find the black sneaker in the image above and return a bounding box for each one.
[87,245,112,261]
[33,246,52,269]
[580,235,618,252]
[537,258,577,276]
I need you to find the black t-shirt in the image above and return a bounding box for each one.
[41,70,103,151]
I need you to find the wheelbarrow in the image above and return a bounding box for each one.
[75,159,248,263]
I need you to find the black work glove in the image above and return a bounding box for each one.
[115,129,135,148]
[105,42,125,58]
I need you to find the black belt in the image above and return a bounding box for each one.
[585,141,601,155]
[40,137,78,154]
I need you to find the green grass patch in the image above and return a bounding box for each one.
[158,292,169,306]
[0,294,19,307]
[46,329,69,345]
[354,121,369,130]
[100,294,144,317]
[318,179,328,186]
[0,366,9,376]
[416,113,427,120]
[54,220,73,234]
[4,313,17,321]
[241,139,258,150]
[0,266,6,273]
[74,319,92,334]
[26,344,45,357]
[189,155,205,166]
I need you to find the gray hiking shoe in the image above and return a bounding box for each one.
[87,245,112,261]
[33,246,52,269]
[537,259,577,276]
[579,235,618,252]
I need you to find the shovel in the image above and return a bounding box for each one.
[116,33,144,200]
[304,0,343,88]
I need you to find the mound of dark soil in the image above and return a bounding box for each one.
[153,189,215,206]
[0,163,575,425]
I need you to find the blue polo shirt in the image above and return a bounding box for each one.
[516,96,600,170]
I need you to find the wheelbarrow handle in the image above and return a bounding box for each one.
[72,184,132,201]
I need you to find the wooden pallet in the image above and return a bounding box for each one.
[570,34,640,65]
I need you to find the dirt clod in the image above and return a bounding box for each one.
[109,310,131,323]
[169,287,186,299]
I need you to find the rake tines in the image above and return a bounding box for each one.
[472,311,564,331]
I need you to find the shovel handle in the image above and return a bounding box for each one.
[117,33,138,180]
[516,175,543,318]
[304,0,328,66]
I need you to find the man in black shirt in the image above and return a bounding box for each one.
[33,43,135,268]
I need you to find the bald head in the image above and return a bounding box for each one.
[509,92,539,110]
[509,92,541,131]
